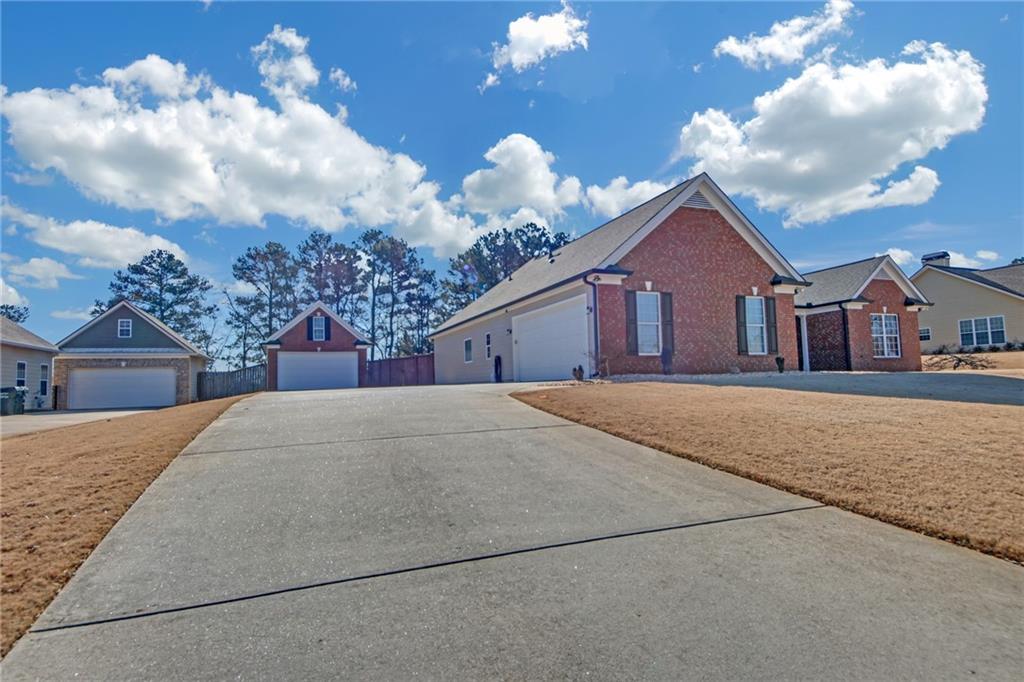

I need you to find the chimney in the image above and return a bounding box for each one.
[921,251,950,267]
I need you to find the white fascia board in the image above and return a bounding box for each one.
[269,301,366,342]
[853,257,929,302]
[429,281,588,341]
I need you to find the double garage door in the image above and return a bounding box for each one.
[277,351,359,391]
[513,295,590,382]
[68,368,177,410]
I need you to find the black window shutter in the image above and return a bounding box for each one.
[736,295,748,355]
[765,297,778,354]
[306,317,313,340]
[660,293,674,355]
[625,291,638,355]
[324,318,331,341]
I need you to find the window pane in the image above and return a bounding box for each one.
[872,315,884,335]
[747,324,766,353]
[40,365,49,380]
[873,337,885,357]
[975,329,989,345]
[884,315,899,334]
[464,340,472,361]
[745,297,764,324]
[989,316,1004,331]
[959,320,973,334]
[992,329,1006,344]
[638,324,660,354]
[960,332,973,347]
[885,336,900,357]
[636,293,659,324]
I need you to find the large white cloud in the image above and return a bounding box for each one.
[481,1,588,92]
[677,41,987,226]
[3,256,82,289]
[585,176,676,219]
[0,26,482,257]
[1,199,189,269]
[714,0,854,70]
[0,277,28,305]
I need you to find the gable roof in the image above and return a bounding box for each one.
[912,263,1024,300]
[266,301,370,345]
[796,255,928,308]
[0,316,59,353]
[433,173,806,336]
[57,300,209,357]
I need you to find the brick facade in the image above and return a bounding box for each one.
[845,279,922,371]
[266,306,367,390]
[596,206,799,375]
[804,310,849,371]
[53,356,191,410]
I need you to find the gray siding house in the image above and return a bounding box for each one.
[1,316,59,410]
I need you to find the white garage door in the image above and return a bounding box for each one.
[513,294,590,382]
[277,351,359,391]
[69,367,177,410]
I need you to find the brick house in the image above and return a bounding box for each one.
[264,302,370,391]
[54,300,210,409]
[795,256,931,372]
[429,173,809,382]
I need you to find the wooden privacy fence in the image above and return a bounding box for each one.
[366,354,434,387]
[197,363,267,400]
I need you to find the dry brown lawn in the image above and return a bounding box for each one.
[515,383,1024,563]
[923,351,1024,372]
[0,396,246,656]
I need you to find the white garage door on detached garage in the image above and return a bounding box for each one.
[277,351,359,391]
[513,294,591,382]
[68,368,176,409]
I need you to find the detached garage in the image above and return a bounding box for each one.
[265,302,369,392]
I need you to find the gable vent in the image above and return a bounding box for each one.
[682,190,714,209]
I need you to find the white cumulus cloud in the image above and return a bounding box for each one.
[877,247,915,266]
[714,0,855,70]
[0,277,28,305]
[329,67,357,93]
[481,1,588,91]
[585,176,676,219]
[676,41,987,226]
[3,256,83,290]
[948,251,984,268]
[51,307,94,321]
[975,249,1000,262]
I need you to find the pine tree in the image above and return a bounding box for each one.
[0,305,30,323]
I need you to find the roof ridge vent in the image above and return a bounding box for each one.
[682,190,713,209]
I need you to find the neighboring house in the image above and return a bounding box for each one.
[54,300,210,409]
[910,252,1023,353]
[264,301,370,391]
[429,173,809,382]
[1,316,59,411]
[795,255,930,372]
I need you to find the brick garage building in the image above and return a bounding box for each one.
[796,256,930,372]
[264,302,369,391]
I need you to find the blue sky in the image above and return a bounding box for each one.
[1,1,1021,342]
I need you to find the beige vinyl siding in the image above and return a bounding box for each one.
[433,283,592,384]
[1,344,58,410]
[913,268,1024,352]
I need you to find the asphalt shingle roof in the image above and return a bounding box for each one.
[929,264,1024,298]
[795,256,887,307]
[0,316,59,352]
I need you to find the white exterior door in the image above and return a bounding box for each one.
[513,295,590,382]
[277,351,359,391]
[68,367,177,409]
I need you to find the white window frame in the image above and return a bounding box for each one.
[312,316,326,342]
[39,363,49,396]
[958,315,1005,347]
[485,333,492,359]
[463,338,473,363]
[118,318,133,338]
[15,361,27,388]
[744,296,767,356]
[871,313,901,358]
[918,327,931,342]
[636,291,662,356]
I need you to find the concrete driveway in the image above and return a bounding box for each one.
[3,385,1021,679]
[0,408,151,438]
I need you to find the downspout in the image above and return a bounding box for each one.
[585,275,601,377]
[841,307,852,371]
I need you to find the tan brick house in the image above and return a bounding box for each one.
[54,300,210,409]
[429,173,809,382]
[264,302,369,391]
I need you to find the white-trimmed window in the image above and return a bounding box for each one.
[15,361,26,388]
[39,364,49,396]
[744,296,767,355]
[871,313,901,358]
[636,291,661,355]
[485,333,492,359]
[118,318,132,338]
[919,327,931,342]
[464,338,473,363]
[959,316,1005,347]
[312,316,326,341]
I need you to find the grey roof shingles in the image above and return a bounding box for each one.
[0,316,60,353]
[795,256,887,308]
[928,264,1024,298]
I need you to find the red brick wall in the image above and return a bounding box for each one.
[597,206,799,375]
[266,306,367,390]
[804,310,850,371]
[846,280,922,371]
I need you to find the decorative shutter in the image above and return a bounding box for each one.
[660,293,674,355]
[306,317,314,340]
[324,318,331,341]
[736,295,748,355]
[765,297,778,354]
[625,291,638,355]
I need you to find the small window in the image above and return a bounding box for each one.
[871,313,901,358]
[636,291,661,355]
[919,327,931,342]
[15,361,26,388]
[312,316,326,341]
[118,318,132,338]
[464,338,473,363]
[959,315,1005,346]
[744,296,767,355]
[485,333,492,359]
[39,364,49,396]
